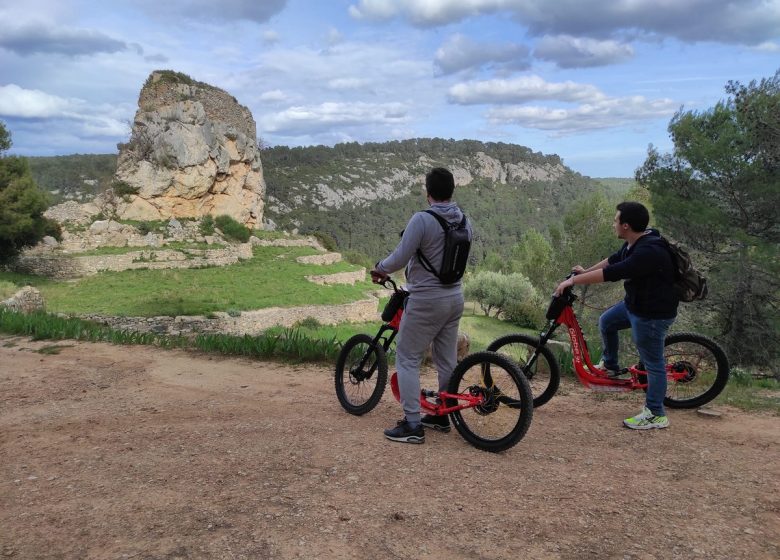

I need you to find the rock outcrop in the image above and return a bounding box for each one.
[114,70,265,227]
[1,286,45,313]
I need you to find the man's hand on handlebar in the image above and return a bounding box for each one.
[553,276,574,297]
[571,265,585,275]
[370,269,389,284]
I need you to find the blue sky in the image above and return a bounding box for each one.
[0,0,778,177]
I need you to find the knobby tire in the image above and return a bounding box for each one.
[486,334,561,408]
[663,332,729,409]
[447,351,533,452]
[335,333,388,415]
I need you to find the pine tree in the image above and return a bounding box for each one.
[0,121,61,263]
[636,71,780,371]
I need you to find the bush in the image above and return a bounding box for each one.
[214,215,250,242]
[294,317,322,329]
[112,180,139,197]
[503,296,545,329]
[464,270,542,326]
[312,231,338,251]
[199,215,215,236]
[0,280,17,299]
[342,250,373,269]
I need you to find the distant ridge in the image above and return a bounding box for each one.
[27,138,623,260]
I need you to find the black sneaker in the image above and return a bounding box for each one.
[421,414,451,433]
[597,361,628,378]
[384,418,425,444]
[607,367,630,379]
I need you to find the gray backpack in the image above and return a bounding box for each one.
[662,237,708,302]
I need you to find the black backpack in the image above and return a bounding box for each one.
[661,236,708,302]
[417,210,471,284]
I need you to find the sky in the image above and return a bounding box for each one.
[0,0,778,177]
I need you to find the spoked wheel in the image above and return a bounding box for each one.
[663,333,729,409]
[447,351,533,452]
[335,334,388,415]
[487,334,560,408]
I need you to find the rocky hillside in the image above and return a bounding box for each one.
[113,70,265,227]
[261,138,601,260]
[29,138,614,261]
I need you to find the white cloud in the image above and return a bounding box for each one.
[262,101,410,134]
[434,34,529,75]
[262,30,280,44]
[448,75,603,105]
[348,0,780,45]
[0,84,129,139]
[349,0,503,27]
[0,84,73,118]
[259,90,287,102]
[327,78,371,90]
[534,35,633,68]
[488,95,677,133]
[326,27,344,46]
[753,41,780,52]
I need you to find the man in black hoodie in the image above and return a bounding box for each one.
[554,202,678,429]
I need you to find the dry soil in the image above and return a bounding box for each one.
[1,336,778,560]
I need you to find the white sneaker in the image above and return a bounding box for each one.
[623,407,669,430]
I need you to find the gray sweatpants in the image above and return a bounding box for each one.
[394,292,465,425]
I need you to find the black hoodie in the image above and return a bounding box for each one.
[602,229,679,319]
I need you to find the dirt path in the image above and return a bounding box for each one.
[1,336,778,560]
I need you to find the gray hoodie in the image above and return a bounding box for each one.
[376,201,472,299]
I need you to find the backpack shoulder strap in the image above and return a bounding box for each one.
[424,209,449,230]
[424,209,467,229]
[416,210,450,276]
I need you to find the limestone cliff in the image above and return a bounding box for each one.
[114,70,264,227]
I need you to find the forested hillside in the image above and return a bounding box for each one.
[262,138,618,262]
[28,154,117,203]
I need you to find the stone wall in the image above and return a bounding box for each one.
[1,287,45,313]
[296,252,342,265]
[81,298,380,337]
[306,269,366,286]
[10,244,253,279]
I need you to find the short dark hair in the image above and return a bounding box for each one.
[616,201,650,232]
[426,167,455,201]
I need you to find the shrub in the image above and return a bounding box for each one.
[199,215,215,236]
[136,222,152,236]
[464,270,542,325]
[294,317,321,329]
[312,231,338,251]
[0,280,17,299]
[342,250,373,270]
[112,181,139,197]
[214,215,250,242]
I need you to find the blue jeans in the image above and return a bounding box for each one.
[599,301,675,416]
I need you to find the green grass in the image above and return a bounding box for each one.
[265,307,532,353]
[0,246,373,317]
[715,370,780,412]
[0,280,18,299]
[0,308,342,363]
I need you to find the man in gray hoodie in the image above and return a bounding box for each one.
[370,167,472,444]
